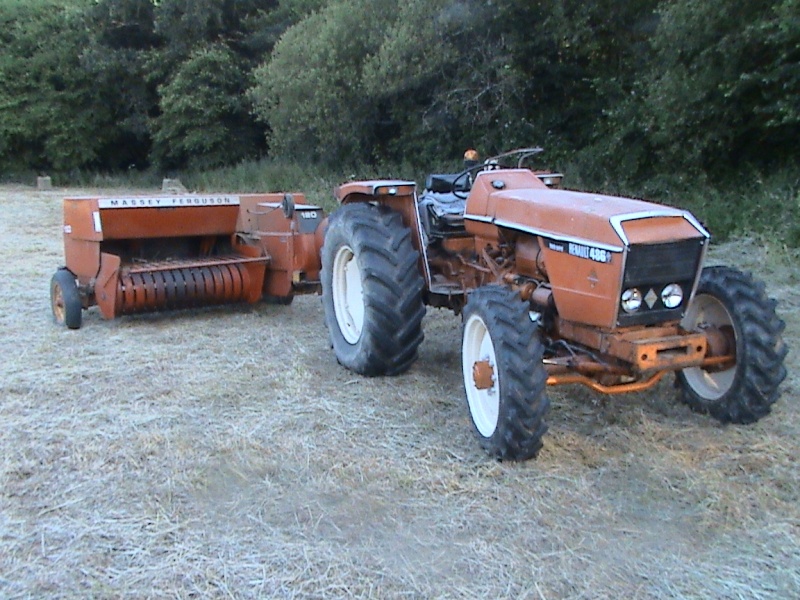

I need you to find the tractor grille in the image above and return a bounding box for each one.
[618,238,706,327]
[623,239,705,286]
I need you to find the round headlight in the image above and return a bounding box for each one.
[621,288,643,313]
[661,283,683,309]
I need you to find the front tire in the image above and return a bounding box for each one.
[462,286,550,460]
[50,268,82,329]
[321,202,425,376]
[677,266,787,423]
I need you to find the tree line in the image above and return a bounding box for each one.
[1,0,797,183]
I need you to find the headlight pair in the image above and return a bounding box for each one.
[621,283,683,313]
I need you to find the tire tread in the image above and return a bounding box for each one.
[321,203,425,376]
[463,286,550,461]
[678,266,787,423]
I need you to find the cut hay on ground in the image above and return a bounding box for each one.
[1,186,798,598]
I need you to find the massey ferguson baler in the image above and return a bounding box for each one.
[50,148,788,461]
[50,193,324,329]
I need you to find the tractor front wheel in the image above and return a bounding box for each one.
[50,268,83,329]
[677,266,787,423]
[461,286,549,460]
[321,202,425,376]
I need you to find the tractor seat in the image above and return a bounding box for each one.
[418,173,470,240]
[425,173,468,194]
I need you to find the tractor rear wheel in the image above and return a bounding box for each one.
[321,202,425,376]
[461,286,549,460]
[677,266,787,423]
[50,268,83,329]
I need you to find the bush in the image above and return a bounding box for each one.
[0,1,118,172]
[151,45,264,170]
[250,0,393,165]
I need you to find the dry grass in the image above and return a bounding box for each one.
[1,185,798,599]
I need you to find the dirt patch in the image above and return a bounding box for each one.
[1,186,798,598]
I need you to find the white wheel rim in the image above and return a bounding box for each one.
[332,244,365,344]
[462,313,499,438]
[681,293,736,399]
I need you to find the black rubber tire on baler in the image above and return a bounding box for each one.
[50,268,83,329]
[461,286,550,461]
[676,266,788,423]
[321,202,425,376]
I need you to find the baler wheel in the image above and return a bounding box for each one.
[676,266,787,423]
[50,268,82,329]
[461,286,549,461]
[321,202,425,376]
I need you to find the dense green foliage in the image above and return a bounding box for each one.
[151,44,261,169]
[601,0,800,178]
[1,0,798,241]
[0,1,114,171]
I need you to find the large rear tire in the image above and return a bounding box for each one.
[462,286,550,460]
[50,268,83,329]
[321,202,425,376]
[677,266,787,423]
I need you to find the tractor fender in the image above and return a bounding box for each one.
[332,180,427,258]
[334,180,416,205]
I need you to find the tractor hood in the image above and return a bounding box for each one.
[464,170,709,249]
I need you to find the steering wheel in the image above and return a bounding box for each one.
[450,163,488,200]
[449,148,544,199]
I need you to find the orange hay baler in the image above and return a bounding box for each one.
[50,192,325,329]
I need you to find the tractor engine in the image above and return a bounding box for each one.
[461,168,709,329]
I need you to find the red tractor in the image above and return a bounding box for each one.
[322,149,788,460]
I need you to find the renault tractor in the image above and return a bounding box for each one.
[321,148,788,460]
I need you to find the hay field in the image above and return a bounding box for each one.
[1,185,798,599]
